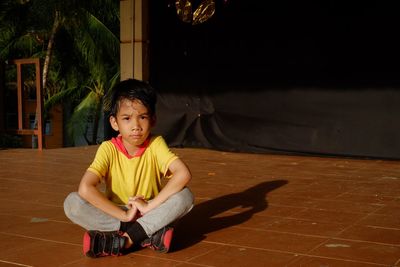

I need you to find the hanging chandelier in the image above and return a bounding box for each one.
[175,0,216,25]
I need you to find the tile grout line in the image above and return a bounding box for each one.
[57,257,84,267]
[0,177,73,186]
[0,259,34,267]
[292,207,398,266]
[219,223,399,265]
[233,225,400,247]
[328,237,400,247]
[234,225,332,239]
[264,200,387,217]
[0,199,63,208]
[200,240,389,266]
[285,253,389,267]
[363,225,400,231]
[0,211,77,225]
[329,204,391,239]
[178,244,222,266]
[0,231,81,247]
[129,253,214,267]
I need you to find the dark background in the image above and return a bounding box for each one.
[148,1,400,159]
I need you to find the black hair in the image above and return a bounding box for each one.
[106,79,157,118]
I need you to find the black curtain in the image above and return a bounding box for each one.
[147,1,400,159]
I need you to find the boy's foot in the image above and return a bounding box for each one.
[141,226,174,253]
[83,230,126,258]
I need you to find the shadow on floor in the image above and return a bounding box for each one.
[173,179,288,251]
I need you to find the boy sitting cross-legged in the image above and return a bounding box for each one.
[64,78,194,258]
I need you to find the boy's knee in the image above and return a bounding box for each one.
[182,187,194,204]
[63,192,82,220]
[174,187,194,211]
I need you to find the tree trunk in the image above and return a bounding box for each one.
[42,10,61,99]
[34,10,61,148]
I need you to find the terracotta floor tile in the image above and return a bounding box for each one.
[200,226,246,245]
[255,204,308,218]
[337,225,400,245]
[267,218,348,237]
[231,214,281,230]
[0,180,76,196]
[304,180,360,192]
[0,147,399,266]
[0,186,67,207]
[290,208,368,225]
[206,227,328,254]
[61,253,183,267]
[286,189,348,200]
[357,214,400,229]
[310,199,384,214]
[374,203,400,216]
[190,184,235,199]
[0,238,81,267]
[0,234,43,257]
[351,184,400,198]
[309,239,400,265]
[136,241,220,262]
[334,193,396,205]
[175,264,214,267]
[287,255,385,267]
[0,214,83,245]
[267,195,318,208]
[0,199,66,221]
[187,245,296,267]
[0,215,33,234]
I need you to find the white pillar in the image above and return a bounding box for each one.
[120,0,149,81]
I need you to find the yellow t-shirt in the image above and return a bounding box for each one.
[88,135,178,204]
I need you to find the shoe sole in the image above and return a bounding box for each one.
[83,231,96,258]
[159,227,174,253]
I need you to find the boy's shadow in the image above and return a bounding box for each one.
[173,179,288,251]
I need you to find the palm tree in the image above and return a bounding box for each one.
[0,1,44,60]
[0,0,120,146]
[67,74,119,145]
[45,0,120,145]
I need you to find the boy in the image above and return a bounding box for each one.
[64,79,194,258]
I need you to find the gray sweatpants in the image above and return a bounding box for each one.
[63,187,194,237]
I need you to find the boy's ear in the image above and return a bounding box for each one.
[109,116,119,131]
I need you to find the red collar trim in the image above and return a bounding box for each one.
[111,135,150,159]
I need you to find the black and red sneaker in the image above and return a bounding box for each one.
[83,230,126,258]
[141,226,174,253]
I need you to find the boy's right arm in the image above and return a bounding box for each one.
[78,170,137,222]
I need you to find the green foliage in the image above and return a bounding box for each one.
[67,90,99,143]
[0,0,120,146]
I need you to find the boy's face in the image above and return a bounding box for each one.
[109,99,154,153]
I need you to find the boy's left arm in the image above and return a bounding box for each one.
[133,158,191,214]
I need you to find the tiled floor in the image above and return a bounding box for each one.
[0,146,399,266]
